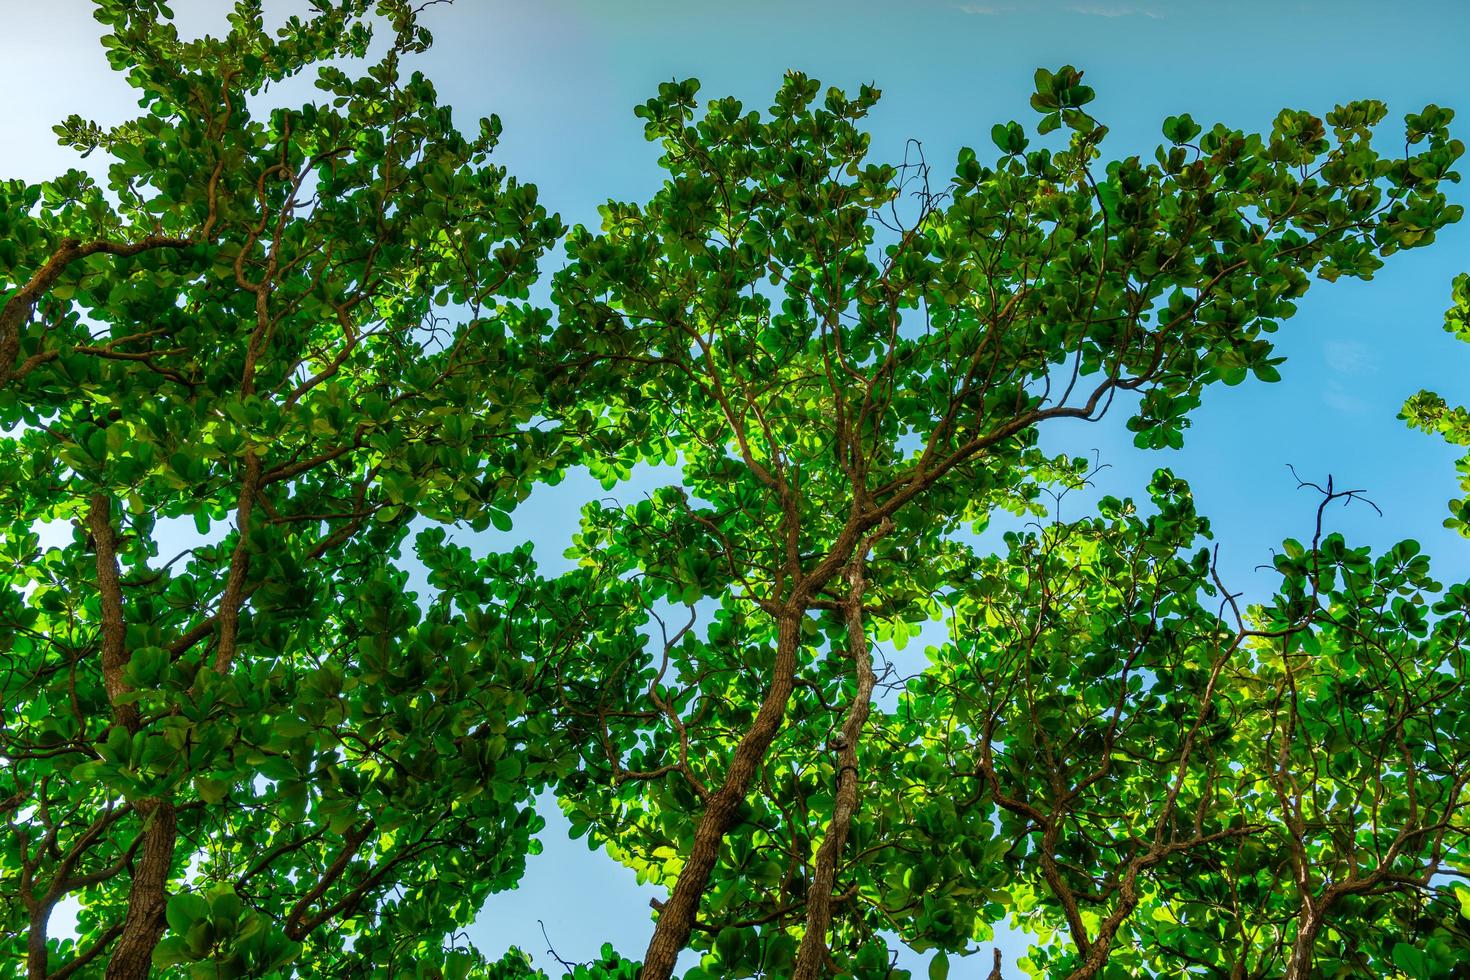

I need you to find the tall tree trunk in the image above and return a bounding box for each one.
[91,494,178,979]
[104,801,176,980]
[792,563,874,980]
[640,612,804,980]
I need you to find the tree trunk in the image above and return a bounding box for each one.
[27,893,60,979]
[1063,861,1147,980]
[792,564,874,980]
[90,494,138,733]
[640,612,804,980]
[1282,914,1321,980]
[104,800,176,980]
[90,494,178,979]
[1063,897,1135,980]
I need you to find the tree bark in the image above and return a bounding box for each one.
[1282,914,1321,980]
[90,494,179,979]
[90,494,138,734]
[27,893,61,980]
[639,612,804,980]
[212,451,261,675]
[104,801,176,980]
[1063,886,1138,980]
[792,563,874,980]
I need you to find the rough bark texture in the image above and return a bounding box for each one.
[90,494,179,979]
[1063,878,1139,980]
[792,563,874,980]
[90,494,138,734]
[1282,914,1322,980]
[639,612,804,980]
[103,801,176,980]
[212,451,261,675]
[27,895,60,980]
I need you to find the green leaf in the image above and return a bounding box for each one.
[165,892,210,934]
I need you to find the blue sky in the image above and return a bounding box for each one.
[7,1,1470,975]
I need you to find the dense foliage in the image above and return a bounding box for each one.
[1,2,1467,979]
[1,2,575,977]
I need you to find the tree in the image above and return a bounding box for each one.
[1404,271,1470,538]
[5,5,1469,978]
[545,69,1466,979]
[0,2,578,977]
[907,474,1470,979]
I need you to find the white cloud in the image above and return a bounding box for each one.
[1066,3,1163,17]
[1323,339,1374,376]
[1323,383,1369,414]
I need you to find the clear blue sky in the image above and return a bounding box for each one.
[7,1,1470,975]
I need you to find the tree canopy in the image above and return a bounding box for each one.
[1,3,1467,979]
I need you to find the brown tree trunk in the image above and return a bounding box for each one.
[91,494,179,979]
[1063,852,1164,980]
[1282,914,1321,980]
[91,494,138,733]
[212,451,261,675]
[640,612,804,980]
[28,894,60,979]
[103,800,176,980]
[792,564,874,980]
[1063,891,1137,980]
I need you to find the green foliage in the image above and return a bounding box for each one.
[910,477,1470,978]
[1403,272,1470,536]
[0,2,581,977]
[544,64,1467,980]
[3,9,1469,980]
